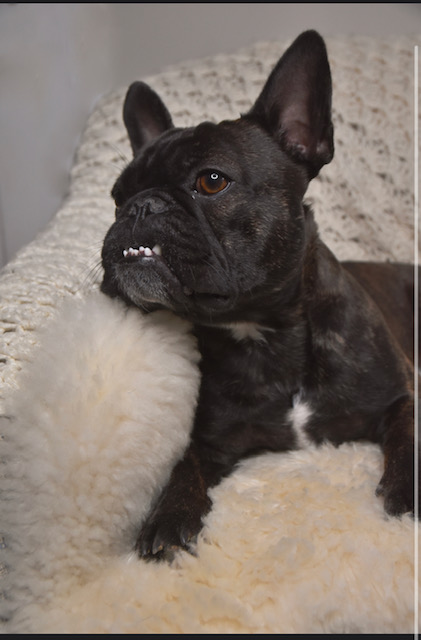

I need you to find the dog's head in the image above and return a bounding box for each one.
[101,30,333,324]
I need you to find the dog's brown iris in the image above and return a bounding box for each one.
[195,171,229,195]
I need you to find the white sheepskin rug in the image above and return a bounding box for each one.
[0,291,417,634]
[0,292,200,632]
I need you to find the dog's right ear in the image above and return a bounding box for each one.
[123,81,174,156]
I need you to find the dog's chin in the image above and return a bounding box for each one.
[102,261,236,320]
[184,293,235,322]
[129,285,235,320]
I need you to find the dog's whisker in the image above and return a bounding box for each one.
[106,141,129,165]
[74,248,105,294]
[110,162,126,173]
[96,133,130,166]
[75,267,103,295]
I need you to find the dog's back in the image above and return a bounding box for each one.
[342,261,417,364]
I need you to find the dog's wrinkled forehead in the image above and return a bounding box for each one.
[113,118,285,205]
[142,121,235,174]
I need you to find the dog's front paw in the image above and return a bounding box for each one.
[376,461,415,517]
[135,501,210,562]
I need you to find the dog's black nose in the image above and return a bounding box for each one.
[129,195,168,219]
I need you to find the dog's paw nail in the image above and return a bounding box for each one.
[135,531,154,558]
[375,483,384,497]
[151,538,165,556]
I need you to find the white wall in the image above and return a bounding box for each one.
[0,2,420,267]
[0,3,117,266]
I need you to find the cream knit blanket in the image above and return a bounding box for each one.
[0,35,418,633]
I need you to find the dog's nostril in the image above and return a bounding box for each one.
[132,202,142,218]
[143,196,167,215]
[128,196,167,219]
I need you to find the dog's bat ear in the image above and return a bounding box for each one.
[123,81,174,156]
[247,30,334,179]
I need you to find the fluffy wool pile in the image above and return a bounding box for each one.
[0,34,418,633]
[0,294,201,632]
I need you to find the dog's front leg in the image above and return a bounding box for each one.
[135,441,232,561]
[375,393,418,517]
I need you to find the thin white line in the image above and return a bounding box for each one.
[414,43,419,639]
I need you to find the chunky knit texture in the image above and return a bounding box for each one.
[0,35,418,633]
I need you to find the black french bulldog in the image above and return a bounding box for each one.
[101,30,417,560]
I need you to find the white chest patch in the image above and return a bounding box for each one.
[288,393,313,449]
[220,322,276,343]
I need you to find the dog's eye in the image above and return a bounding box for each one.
[195,171,229,195]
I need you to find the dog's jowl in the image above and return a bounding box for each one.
[101,30,417,560]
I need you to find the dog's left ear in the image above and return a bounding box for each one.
[247,30,334,179]
[123,81,174,156]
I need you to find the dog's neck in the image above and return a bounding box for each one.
[192,220,341,399]
[194,203,319,335]
[193,295,309,402]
